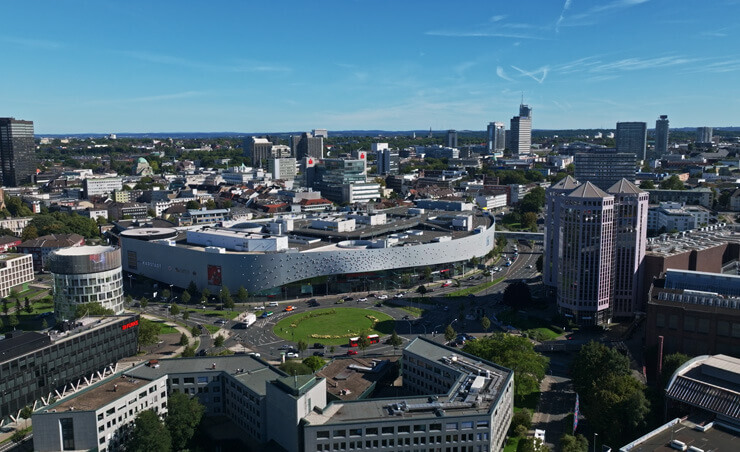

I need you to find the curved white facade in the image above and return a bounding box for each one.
[48,246,124,320]
[120,215,496,294]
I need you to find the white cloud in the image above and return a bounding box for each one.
[496,66,515,82]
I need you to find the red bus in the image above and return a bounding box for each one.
[348,337,360,347]
[367,334,380,344]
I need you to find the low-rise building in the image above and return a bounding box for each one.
[0,235,22,252]
[647,202,714,233]
[178,208,231,226]
[83,177,123,198]
[18,233,85,271]
[0,253,33,297]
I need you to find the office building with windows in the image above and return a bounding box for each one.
[0,315,139,422]
[0,117,38,187]
[446,129,458,148]
[293,132,324,160]
[374,146,399,176]
[269,157,297,181]
[654,115,669,158]
[574,148,636,191]
[616,121,647,161]
[545,177,648,324]
[47,245,124,321]
[487,121,505,153]
[0,253,33,298]
[508,105,532,156]
[696,127,713,144]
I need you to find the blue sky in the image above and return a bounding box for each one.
[2,0,739,133]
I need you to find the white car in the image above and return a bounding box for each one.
[286,352,299,358]
[358,297,368,302]
[394,293,404,299]
[377,294,389,300]
[248,352,261,358]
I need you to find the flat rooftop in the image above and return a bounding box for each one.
[127,355,285,397]
[52,374,157,413]
[621,418,740,452]
[0,253,29,262]
[645,226,740,257]
[304,338,512,426]
[317,356,400,401]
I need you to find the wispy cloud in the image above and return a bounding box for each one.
[121,50,290,73]
[589,55,695,72]
[496,66,515,82]
[489,15,506,23]
[0,36,62,49]
[682,58,740,74]
[511,65,549,83]
[425,30,545,40]
[85,91,206,105]
[555,0,573,32]
[559,0,650,28]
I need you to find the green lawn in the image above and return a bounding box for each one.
[445,277,506,297]
[151,321,178,335]
[383,302,425,316]
[497,310,562,341]
[203,324,220,334]
[503,437,520,452]
[273,307,395,345]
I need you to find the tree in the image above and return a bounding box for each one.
[444,324,456,342]
[639,180,655,189]
[185,200,200,210]
[23,297,32,313]
[571,341,630,394]
[214,335,225,347]
[387,330,403,347]
[10,430,27,444]
[8,315,19,330]
[162,289,171,301]
[182,311,190,321]
[125,294,133,305]
[509,408,532,435]
[138,318,159,351]
[503,282,532,309]
[41,318,48,329]
[516,437,549,452]
[181,346,196,357]
[74,302,114,319]
[518,187,546,214]
[128,410,172,452]
[179,333,189,346]
[140,297,149,308]
[0,316,4,330]
[660,352,690,388]
[560,434,589,452]
[358,335,370,354]
[422,266,432,281]
[659,174,686,190]
[19,405,32,428]
[416,285,428,296]
[302,356,325,372]
[191,325,200,337]
[522,212,538,231]
[8,289,18,301]
[169,304,180,316]
[536,255,543,273]
[21,225,38,241]
[181,291,191,305]
[187,280,198,295]
[236,286,249,303]
[2,299,7,315]
[280,360,313,375]
[480,316,491,333]
[463,333,549,403]
[297,339,308,356]
[165,392,204,451]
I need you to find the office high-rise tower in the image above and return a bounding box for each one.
[574,148,636,191]
[616,122,647,161]
[446,130,458,148]
[509,104,532,156]
[487,122,505,153]
[696,127,713,144]
[292,132,324,160]
[654,115,669,158]
[0,118,37,187]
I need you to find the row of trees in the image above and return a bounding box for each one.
[128,392,205,452]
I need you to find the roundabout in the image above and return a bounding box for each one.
[273,307,395,345]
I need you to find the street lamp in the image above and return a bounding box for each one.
[593,433,598,452]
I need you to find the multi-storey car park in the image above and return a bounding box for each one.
[118,207,496,296]
[32,337,513,452]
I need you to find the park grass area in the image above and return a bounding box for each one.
[152,321,178,335]
[383,301,425,317]
[497,309,562,341]
[445,277,506,297]
[203,324,220,334]
[273,307,394,345]
[503,437,520,452]
[185,308,239,319]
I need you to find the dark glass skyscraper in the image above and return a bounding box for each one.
[654,115,669,158]
[0,117,37,187]
[616,121,647,161]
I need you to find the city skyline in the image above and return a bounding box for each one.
[2,0,739,134]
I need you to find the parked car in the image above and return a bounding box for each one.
[376,294,389,300]
[358,297,368,302]
[286,352,299,358]
[215,319,226,325]
[344,297,354,301]
[248,352,261,358]
[313,351,325,357]
[279,345,292,350]
[313,343,325,349]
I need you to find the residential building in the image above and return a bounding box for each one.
[178,208,231,226]
[0,235,21,252]
[0,217,32,237]
[509,104,532,156]
[654,115,669,158]
[574,148,636,191]
[0,253,33,297]
[696,126,713,144]
[0,315,140,421]
[647,202,714,233]
[47,246,124,320]
[33,374,168,452]
[269,157,297,181]
[374,146,399,176]
[18,233,85,271]
[616,121,647,161]
[446,129,458,148]
[0,117,38,187]
[83,177,123,198]
[487,121,506,153]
